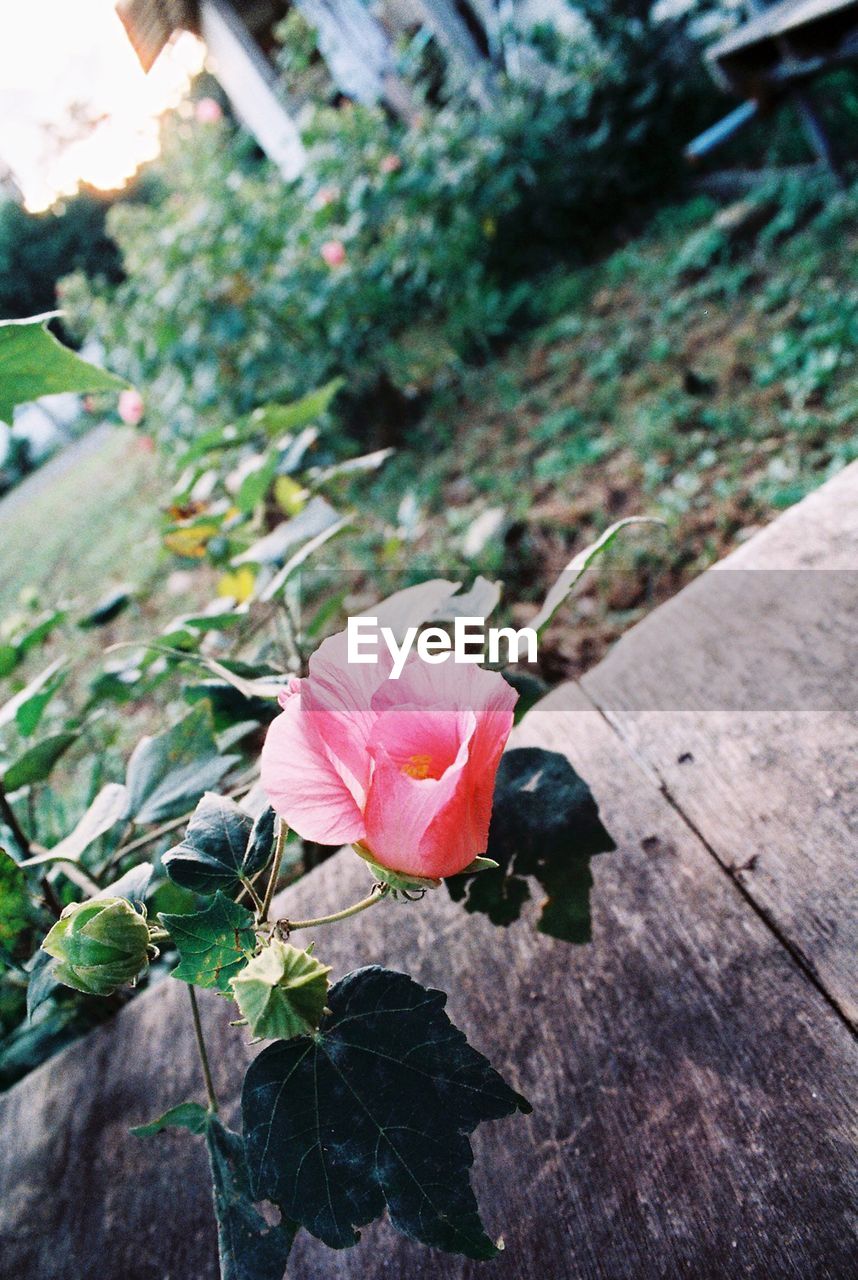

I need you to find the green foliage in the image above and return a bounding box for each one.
[230,939,330,1040]
[242,966,530,1258]
[63,11,717,438]
[163,795,275,898]
[3,731,79,791]
[0,189,125,323]
[0,848,33,962]
[160,893,256,992]
[205,1115,296,1280]
[123,704,239,826]
[133,1104,296,1279]
[131,1100,210,1137]
[0,315,126,425]
[448,748,615,942]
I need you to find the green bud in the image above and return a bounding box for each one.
[41,897,151,996]
[230,939,330,1041]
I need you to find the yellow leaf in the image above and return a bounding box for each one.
[274,475,307,517]
[217,566,256,604]
[163,523,219,558]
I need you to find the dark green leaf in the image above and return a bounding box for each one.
[163,795,275,897]
[3,731,79,791]
[160,892,256,992]
[447,747,615,942]
[26,949,59,1021]
[79,588,133,628]
[131,1101,210,1137]
[123,703,239,825]
[206,1115,296,1280]
[16,610,66,657]
[0,315,127,425]
[243,966,530,1259]
[0,847,33,959]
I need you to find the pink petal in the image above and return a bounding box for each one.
[261,683,365,845]
[363,708,476,876]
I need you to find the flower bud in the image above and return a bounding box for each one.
[41,897,151,997]
[230,939,330,1041]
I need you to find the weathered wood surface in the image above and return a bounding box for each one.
[1,467,857,1279]
[582,462,858,1027]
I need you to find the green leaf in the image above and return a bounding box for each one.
[123,703,239,825]
[242,966,530,1259]
[131,1101,210,1137]
[0,847,33,959]
[0,315,127,425]
[447,747,615,943]
[3,731,78,791]
[163,795,275,897]
[46,782,128,865]
[352,844,440,893]
[531,516,663,633]
[249,380,343,438]
[206,1115,296,1280]
[0,644,18,678]
[235,453,278,515]
[0,659,67,736]
[26,949,59,1021]
[132,1103,296,1279]
[230,939,330,1040]
[160,892,256,992]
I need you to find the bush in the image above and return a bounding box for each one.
[64,5,719,443]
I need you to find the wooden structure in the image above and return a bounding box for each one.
[690,0,858,169]
[116,0,576,173]
[1,462,856,1277]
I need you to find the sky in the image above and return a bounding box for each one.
[1,0,205,210]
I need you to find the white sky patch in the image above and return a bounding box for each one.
[0,0,204,210]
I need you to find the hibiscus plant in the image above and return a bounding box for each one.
[3,318,635,1277]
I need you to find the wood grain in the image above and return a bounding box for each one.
[581,461,858,1025]
[1,692,855,1280]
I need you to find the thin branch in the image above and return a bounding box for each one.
[188,985,218,1114]
[278,883,388,932]
[259,817,287,922]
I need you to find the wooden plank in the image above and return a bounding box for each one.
[581,462,858,1027]
[1,693,855,1278]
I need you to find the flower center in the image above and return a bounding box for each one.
[401,753,433,780]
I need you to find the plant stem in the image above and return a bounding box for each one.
[280,884,388,932]
[0,780,31,857]
[102,772,258,867]
[259,817,287,922]
[188,985,218,1114]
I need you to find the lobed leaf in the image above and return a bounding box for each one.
[160,893,256,992]
[242,966,530,1259]
[163,794,275,897]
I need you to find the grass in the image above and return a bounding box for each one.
[0,427,162,616]
[349,178,858,678]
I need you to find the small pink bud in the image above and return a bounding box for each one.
[195,97,223,124]
[118,389,145,425]
[315,185,340,209]
[321,240,346,268]
[380,153,401,174]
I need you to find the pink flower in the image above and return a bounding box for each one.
[315,185,340,209]
[117,389,144,425]
[320,239,346,268]
[195,97,223,124]
[380,153,401,174]
[261,630,517,878]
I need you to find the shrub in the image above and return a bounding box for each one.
[64,7,718,443]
